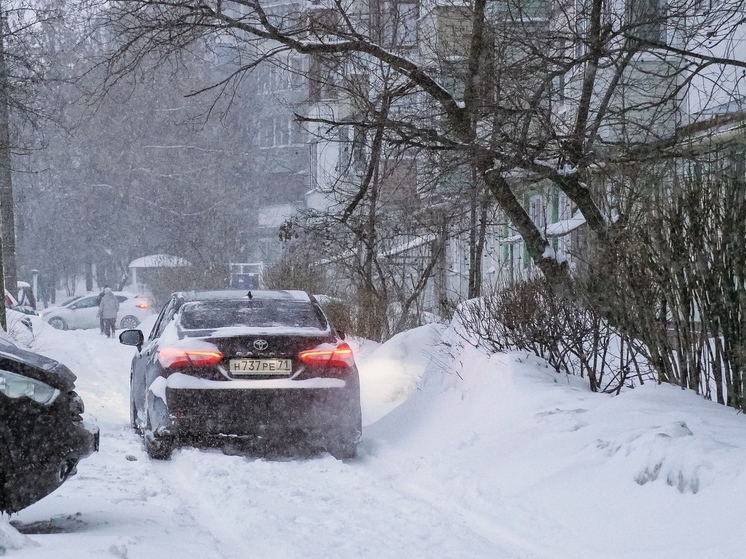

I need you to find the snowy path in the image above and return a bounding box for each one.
[8,319,746,559]
[158,448,508,559]
[6,326,524,559]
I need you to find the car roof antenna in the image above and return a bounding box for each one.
[247,291,253,300]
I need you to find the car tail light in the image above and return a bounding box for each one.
[158,348,224,368]
[136,301,148,309]
[298,343,355,368]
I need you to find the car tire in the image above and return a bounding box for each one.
[143,432,173,460]
[120,315,140,329]
[129,377,140,433]
[0,436,10,513]
[325,437,358,460]
[48,317,67,330]
[143,395,173,460]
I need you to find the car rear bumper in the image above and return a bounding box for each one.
[162,384,361,442]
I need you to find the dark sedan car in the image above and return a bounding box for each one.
[0,337,99,513]
[119,290,362,460]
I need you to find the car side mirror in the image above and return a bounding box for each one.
[119,329,144,350]
[336,329,346,340]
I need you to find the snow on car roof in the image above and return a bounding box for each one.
[182,290,311,302]
[185,325,332,337]
[128,254,191,268]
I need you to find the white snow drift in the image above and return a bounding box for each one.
[2,316,745,559]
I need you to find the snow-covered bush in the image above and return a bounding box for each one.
[456,278,654,393]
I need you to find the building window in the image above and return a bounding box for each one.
[309,141,319,188]
[338,126,351,171]
[529,193,546,229]
[516,0,547,19]
[495,0,549,20]
[290,57,305,89]
[259,67,270,95]
[308,55,337,102]
[552,73,566,111]
[274,118,289,146]
[261,118,273,148]
[352,125,367,170]
[575,0,589,58]
[550,189,559,223]
[383,2,418,47]
[291,119,306,145]
[627,0,664,43]
[441,61,466,100]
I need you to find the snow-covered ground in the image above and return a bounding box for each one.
[2,316,746,558]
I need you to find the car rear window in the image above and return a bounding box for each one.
[179,300,327,330]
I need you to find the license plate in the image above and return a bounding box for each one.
[230,359,292,375]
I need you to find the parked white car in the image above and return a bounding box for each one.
[41,291,153,331]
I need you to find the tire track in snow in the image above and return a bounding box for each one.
[157,447,524,559]
[21,327,532,558]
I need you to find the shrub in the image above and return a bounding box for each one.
[456,278,654,393]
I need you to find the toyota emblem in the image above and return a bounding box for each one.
[253,339,269,351]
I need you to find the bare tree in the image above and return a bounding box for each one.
[280,121,448,339]
[15,22,261,297]
[586,150,746,410]
[82,0,746,409]
[0,1,74,324]
[87,0,746,283]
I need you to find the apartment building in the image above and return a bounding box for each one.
[247,0,746,324]
[420,0,746,306]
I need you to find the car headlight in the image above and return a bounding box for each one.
[0,369,60,405]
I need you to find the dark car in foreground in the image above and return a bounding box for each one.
[119,290,362,460]
[0,337,99,513]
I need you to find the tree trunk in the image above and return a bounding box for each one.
[477,157,568,285]
[467,169,489,299]
[0,10,16,308]
[85,253,94,292]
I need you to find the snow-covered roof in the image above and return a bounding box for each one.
[257,204,298,229]
[544,211,586,237]
[380,234,436,257]
[128,254,191,269]
[499,212,586,244]
[502,233,523,244]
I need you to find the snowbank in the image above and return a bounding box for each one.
[0,520,36,554]
[356,323,446,424]
[365,324,746,559]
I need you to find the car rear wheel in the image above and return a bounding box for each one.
[0,436,10,513]
[120,315,140,329]
[48,317,67,330]
[129,377,140,433]
[143,431,173,460]
[325,436,358,460]
[143,395,173,460]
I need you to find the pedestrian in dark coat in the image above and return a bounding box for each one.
[96,289,105,334]
[97,287,119,338]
